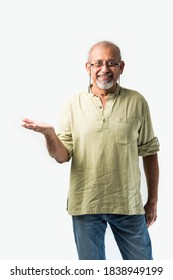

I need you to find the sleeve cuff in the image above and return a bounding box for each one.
[138,137,160,157]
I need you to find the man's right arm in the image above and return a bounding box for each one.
[44,127,69,163]
[21,118,69,163]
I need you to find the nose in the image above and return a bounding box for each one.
[100,64,110,72]
[102,63,109,68]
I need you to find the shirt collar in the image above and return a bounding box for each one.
[88,83,121,98]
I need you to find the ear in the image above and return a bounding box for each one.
[86,62,91,75]
[119,61,125,74]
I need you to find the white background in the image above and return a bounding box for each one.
[0,0,172,260]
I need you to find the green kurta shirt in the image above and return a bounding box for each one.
[57,84,159,215]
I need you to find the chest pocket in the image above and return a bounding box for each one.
[114,117,139,144]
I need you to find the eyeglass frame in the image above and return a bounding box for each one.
[89,60,121,69]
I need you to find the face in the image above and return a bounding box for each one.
[86,44,125,92]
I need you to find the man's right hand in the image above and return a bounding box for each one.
[21,118,55,136]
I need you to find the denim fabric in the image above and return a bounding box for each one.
[72,214,153,260]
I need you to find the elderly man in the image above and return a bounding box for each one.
[22,41,159,260]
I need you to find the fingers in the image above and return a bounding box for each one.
[22,123,40,132]
[145,211,157,227]
[21,118,54,135]
[21,118,40,132]
[145,215,155,227]
[21,118,34,128]
[22,118,34,124]
[144,202,157,227]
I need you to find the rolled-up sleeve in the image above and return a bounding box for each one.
[56,102,73,160]
[138,137,160,156]
[138,101,160,156]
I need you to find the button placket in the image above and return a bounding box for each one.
[91,94,116,130]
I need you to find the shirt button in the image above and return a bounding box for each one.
[99,106,102,109]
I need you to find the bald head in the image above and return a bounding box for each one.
[87,41,122,63]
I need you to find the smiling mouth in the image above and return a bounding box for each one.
[97,74,113,82]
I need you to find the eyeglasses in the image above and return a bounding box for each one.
[90,60,120,68]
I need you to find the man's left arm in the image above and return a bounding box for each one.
[142,153,159,227]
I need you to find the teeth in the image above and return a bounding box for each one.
[98,75,112,77]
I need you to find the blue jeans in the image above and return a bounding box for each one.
[72,214,153,260]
